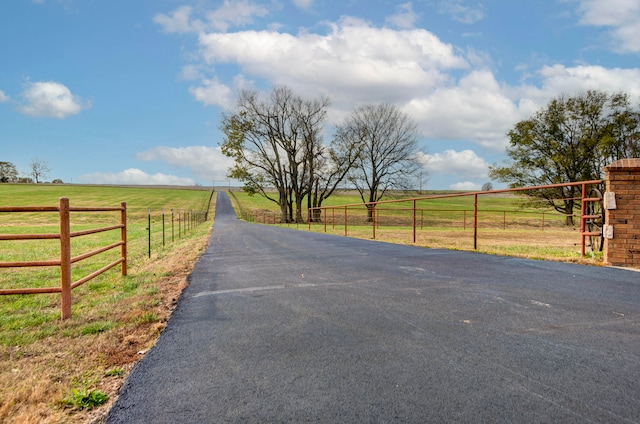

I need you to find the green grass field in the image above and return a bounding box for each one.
[229,189,602,264]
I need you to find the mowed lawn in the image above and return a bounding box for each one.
[0,184,215,423]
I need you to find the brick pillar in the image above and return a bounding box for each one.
[603,158,640,267]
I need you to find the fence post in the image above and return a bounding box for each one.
[473,193,478,250]
[372,204,376,240]
[147,208,151,258]
[121,202,127,276]
[344,206,348,236]
[162,208,165,247]
[413,199,417,243]
[59,197,72,320]
[580,183,587,257]
[324,208,327,233]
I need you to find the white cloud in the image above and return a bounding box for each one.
[160,10,640,171]
[0,90,9,103]
[449,181,481,191]
[19,81,90,118]
[386,3,419,29]
[78,169,196,186]
[406,70,518,150]
[205,0,269,32]
[293,0,314,11]
[189,77,235,109]
[136,145,235,182]
[438,0,485,24]
[154,1,269,34]
[195,16,467,110]
[153,5,196,34]
[417,149,490,179]
[511,65,640,117]
[573,0,640,52]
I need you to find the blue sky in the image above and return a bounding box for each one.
[1,0,639,190]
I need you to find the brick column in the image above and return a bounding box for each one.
[603,158,640,267]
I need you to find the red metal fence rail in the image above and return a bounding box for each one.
[0,197,127,319]
[307,180,603,256]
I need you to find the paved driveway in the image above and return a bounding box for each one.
[107,191,640,423]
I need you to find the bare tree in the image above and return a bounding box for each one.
[337,103,421,221]
[29,158,51,183]
[220,86,330,223]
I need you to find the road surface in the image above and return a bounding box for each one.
[107,191,640,423]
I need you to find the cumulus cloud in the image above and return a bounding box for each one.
[153,5,195,33]
[572,0,640,52]
[417,149,490,179]
[136,145,235,182]
[449,181,481,191]
[386,3,419,29]
[193,16,467,111]
[189,77,235,109]
[154,1,269,34]
[438,0,485,24]
[19,81,90,118]
[406,70,518,150]
[78,169,196,186]
[293,0,314,11]
[511,65,640,117]
[155,6,640,191]
[0,90,9,103]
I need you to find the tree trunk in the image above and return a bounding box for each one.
[564,199,574,226]
[295,197,304,223]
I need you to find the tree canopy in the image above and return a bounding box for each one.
[0,162,18,183]
[490,90,640,224]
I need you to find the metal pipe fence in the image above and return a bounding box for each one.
[304,180,604,256]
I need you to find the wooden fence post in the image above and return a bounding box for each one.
[59,197,72,320]
[121,202,127,276]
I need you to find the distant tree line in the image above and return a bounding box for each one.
[0,159,56,184]
[220,85,422,223]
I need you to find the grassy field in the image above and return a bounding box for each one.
[0,185,604,423]
[0,184,215,423]
[230,189,604,265]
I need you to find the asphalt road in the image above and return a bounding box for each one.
[107,191,640,423]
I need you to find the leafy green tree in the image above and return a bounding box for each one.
[490,90,640,225]
[481,182,493,192]
[0,161,18,183]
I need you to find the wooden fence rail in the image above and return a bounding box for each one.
[0,197,126,319]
